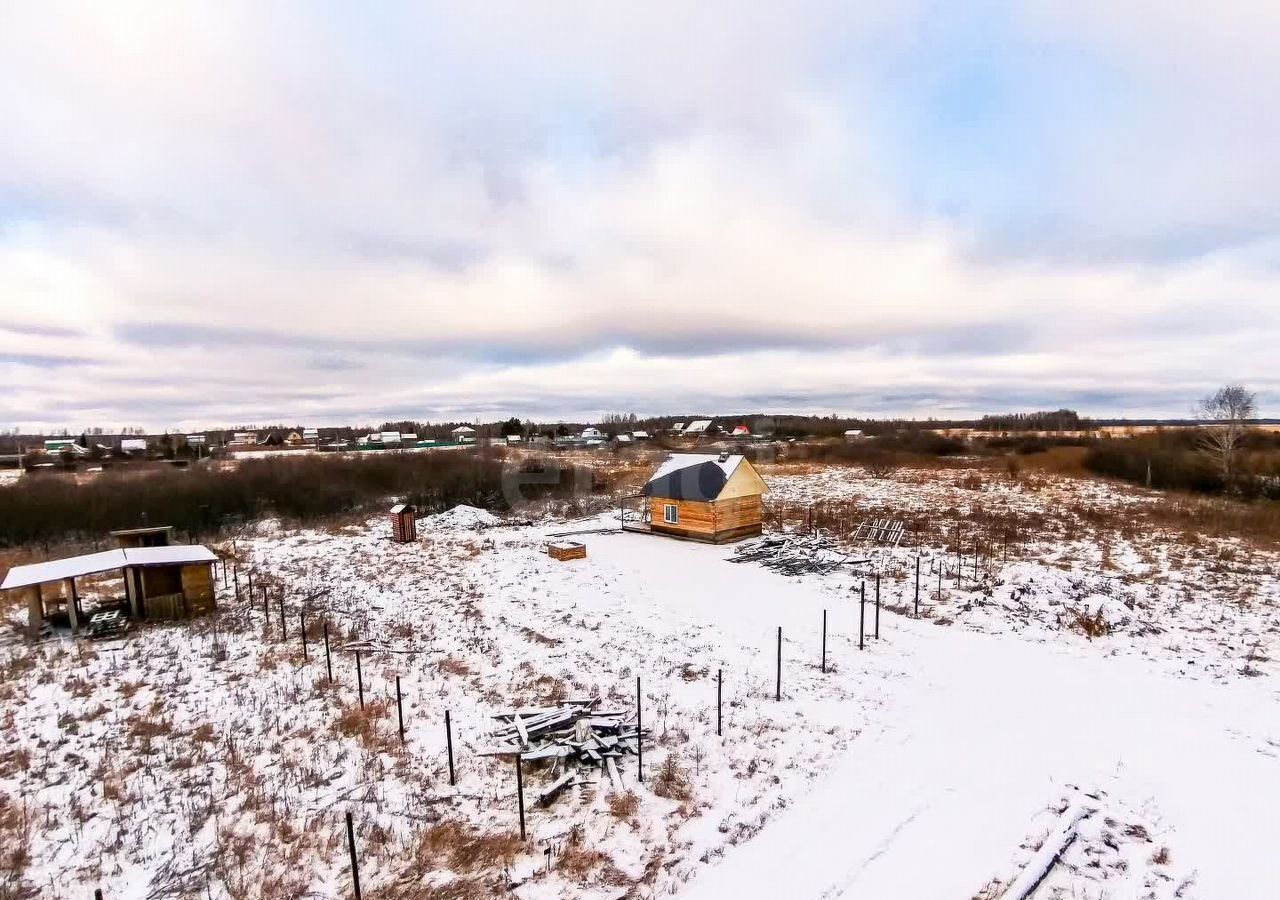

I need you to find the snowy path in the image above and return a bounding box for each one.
[558,533,1280,899]
[675,621,1280,899]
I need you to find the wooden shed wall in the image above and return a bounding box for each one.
[648,495,763,542]
[181,563,216,616]
[649,498,717,536]
[142,565,183,598]
[712,495,763,532]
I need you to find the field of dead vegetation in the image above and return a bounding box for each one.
[0,461,1276,899]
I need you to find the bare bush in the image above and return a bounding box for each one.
[608,791,640,820]
[652,754,693,803]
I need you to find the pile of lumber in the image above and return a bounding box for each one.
[481,700,646,803]
[547,541,587,561]
[730,532,868,576]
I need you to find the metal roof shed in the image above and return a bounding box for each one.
[2,545,219,635]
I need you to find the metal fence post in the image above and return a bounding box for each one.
[345,811,362,900]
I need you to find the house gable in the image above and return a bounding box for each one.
[716,459,767,500]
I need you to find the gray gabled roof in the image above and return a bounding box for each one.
[642,453,745,501]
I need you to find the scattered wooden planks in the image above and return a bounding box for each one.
[731,532,869,576]
[481,699,647,803]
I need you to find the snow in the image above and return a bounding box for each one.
[1,548,129,588]
[1,469,1277,899]
[677,623,1279,899]
[418,503,501,530]
[118,545,219,567]
[2,546,218,589]
[646,452,743,483]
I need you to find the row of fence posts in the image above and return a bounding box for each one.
[795,510,1009,591]
[247,591,458,783]
[247,565,460,900]
[772,565,950,700]
[210,554,948,900]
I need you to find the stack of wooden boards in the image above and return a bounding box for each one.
[481,699,646,805]
[547,541,587,561]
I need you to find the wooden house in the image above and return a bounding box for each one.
[390,503,417,543]
[641,453,767,543]
[2,545,219,635]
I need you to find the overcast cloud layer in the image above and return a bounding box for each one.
[2,1,1278,430]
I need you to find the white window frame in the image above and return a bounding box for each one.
[663,503,679,524]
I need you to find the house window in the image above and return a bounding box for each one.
[663,503,679,524]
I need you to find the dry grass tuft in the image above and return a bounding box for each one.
[651,754,693,803]
[519,627,559,647]
[608,791,640,820]
[412,821,523,874]
[1068,606,1113,639]
[0,791,32,899]
[334,699,393,748]
[437,655,473,677]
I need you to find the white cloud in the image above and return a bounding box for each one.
[0,2,1276,429]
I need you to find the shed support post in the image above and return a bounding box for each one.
[126,568,141,618]
[65,578,79,634]
[28,585,43,637]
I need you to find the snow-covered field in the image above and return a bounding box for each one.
[2,465,1278,899]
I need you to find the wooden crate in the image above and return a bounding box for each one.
[547,541,586,561]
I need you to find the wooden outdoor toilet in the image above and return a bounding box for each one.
[390,503,417,543]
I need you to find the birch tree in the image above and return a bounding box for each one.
[1194,384,1257,487]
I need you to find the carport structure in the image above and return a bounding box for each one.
[1,545,219,636]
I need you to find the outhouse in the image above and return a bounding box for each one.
[390,503,417,543]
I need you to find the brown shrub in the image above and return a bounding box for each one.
[652,754,693,803]
[608,791,640,820]
[128,716,173,740]
[1068,607,1112,639]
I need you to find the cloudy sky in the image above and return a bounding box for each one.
[2,2,1278,430]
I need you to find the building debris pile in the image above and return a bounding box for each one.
[852,517,907,547]
[482,699,646,803]
[731,532,869,576]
